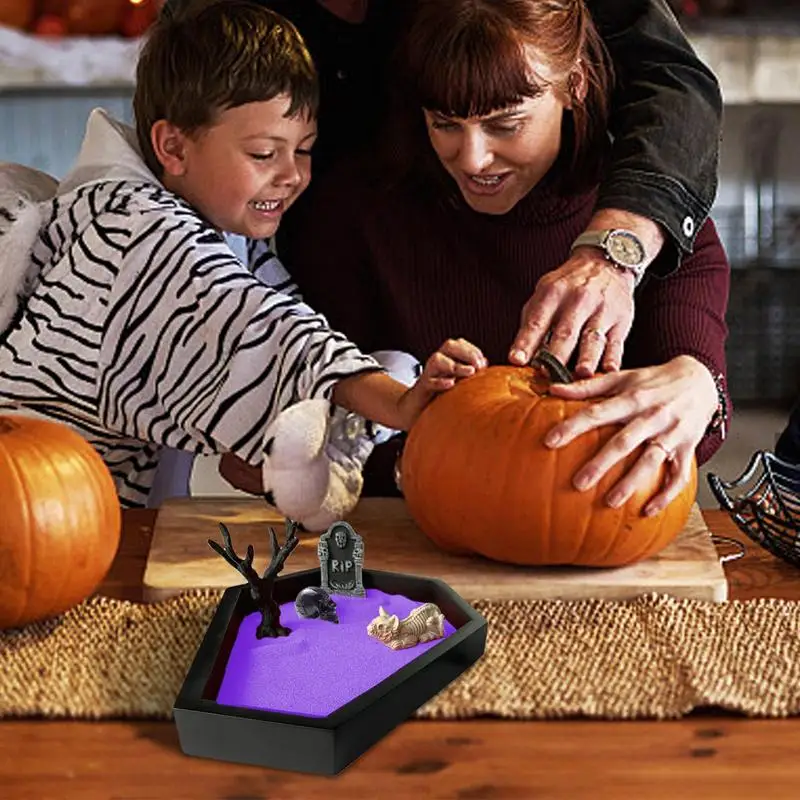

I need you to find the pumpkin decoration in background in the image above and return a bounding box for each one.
[33,0,67,36]
[121,0,160,38]
[33,14,66,36]
[63,0,125,35]
[0,0,36,30]
[0,415,121,629]
[401,360,697,568]
[30,0,160,37]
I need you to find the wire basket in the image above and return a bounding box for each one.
[707,450,800,567]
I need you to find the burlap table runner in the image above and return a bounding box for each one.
[2,590,800,720]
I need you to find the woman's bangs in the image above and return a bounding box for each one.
[415,32,541,119]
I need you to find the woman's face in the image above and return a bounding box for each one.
[423,58,571,215]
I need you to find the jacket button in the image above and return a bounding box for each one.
[682,216,695,237]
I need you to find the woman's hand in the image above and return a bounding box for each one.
[398,338,487,427]
[509,210,665,378]
[543,356,718,516]
[509,249,636,377]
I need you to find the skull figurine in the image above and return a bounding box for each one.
[294,586,340,624]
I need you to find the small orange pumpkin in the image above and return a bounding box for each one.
[401,365,697,567]
[0,415,121,628]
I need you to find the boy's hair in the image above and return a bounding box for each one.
[134,0,319,177]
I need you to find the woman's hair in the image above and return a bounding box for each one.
[134,0,319,177]
[388,0,612,194]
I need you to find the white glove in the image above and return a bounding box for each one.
[261,398,374,531]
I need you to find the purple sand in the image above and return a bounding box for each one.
[215,589,456,717]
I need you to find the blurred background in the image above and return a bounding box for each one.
[1,0,799,504]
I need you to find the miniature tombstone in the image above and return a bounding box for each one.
[317,521,365,597]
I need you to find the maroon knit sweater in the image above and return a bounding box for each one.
[281,162,731,494]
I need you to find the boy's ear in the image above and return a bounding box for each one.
[150,120,189,177]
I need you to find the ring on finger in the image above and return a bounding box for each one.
[647,438,676,462]
[583,326,607,342]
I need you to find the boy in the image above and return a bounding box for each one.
[0,0,485,527]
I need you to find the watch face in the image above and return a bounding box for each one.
[607,231,645,268]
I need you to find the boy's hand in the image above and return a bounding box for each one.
[398,338,487,427]
[418,338,488,392]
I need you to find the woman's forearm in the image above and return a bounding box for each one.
[588,0,722,262]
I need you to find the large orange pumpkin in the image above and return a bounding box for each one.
[0,415,121,628]
[401,365,697,567]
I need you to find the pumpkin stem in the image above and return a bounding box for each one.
[531,349,573,384]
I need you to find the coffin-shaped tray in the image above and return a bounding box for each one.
[173,567,487,775]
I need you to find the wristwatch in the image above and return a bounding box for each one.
[571,228,648,287]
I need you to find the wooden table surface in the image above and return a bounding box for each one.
[4,507,800,800]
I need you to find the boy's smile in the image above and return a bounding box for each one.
[160,95,317,239]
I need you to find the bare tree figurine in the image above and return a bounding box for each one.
[208,518,300,638]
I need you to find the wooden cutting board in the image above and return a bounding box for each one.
[142,497,728,603]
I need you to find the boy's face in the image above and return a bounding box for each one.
[166,95,316,239]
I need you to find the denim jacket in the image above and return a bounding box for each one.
[588,0,722,266]
[167,0,722,260]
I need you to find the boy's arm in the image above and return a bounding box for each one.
[588,0,722,270]
[98,216,383,465]
[332,338,485,433]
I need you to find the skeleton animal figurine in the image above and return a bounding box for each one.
[295,587,339,624]
[366,603,445,651]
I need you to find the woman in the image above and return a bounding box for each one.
[280,0,731,518]
[223,0,724,374]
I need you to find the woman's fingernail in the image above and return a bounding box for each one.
[510,349,526,364]
[544,431,561,447]
[574,473,592,491]
[643,504,659,517]
[607,492,624,508]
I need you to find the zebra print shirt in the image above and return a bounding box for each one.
[0,180,380,507]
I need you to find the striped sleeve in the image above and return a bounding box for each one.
[247,236,302,300]
[97,210,381,464]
